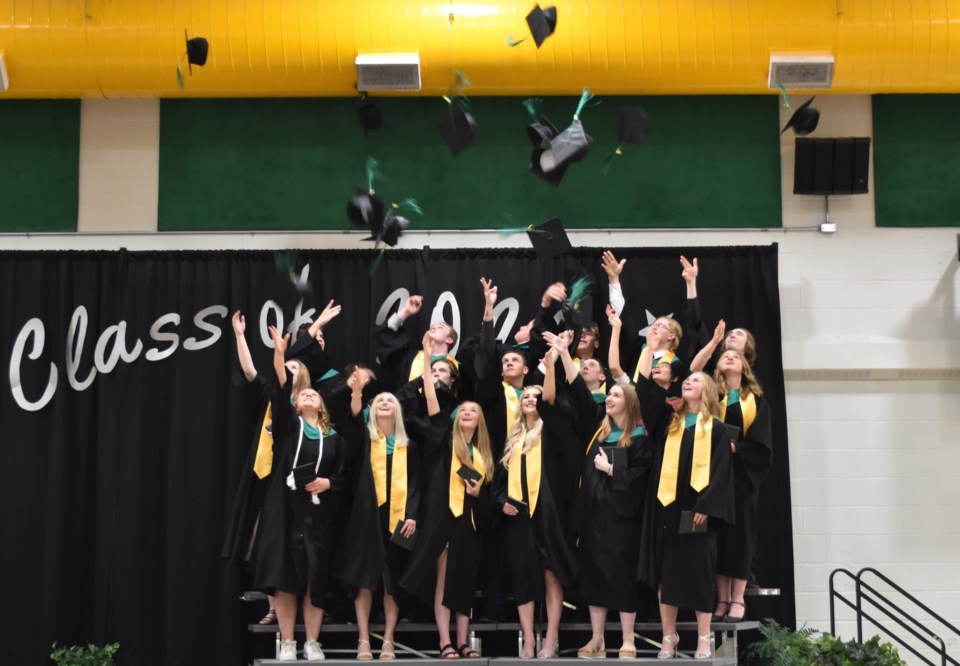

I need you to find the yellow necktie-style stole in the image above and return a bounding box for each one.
[448,447,486,519]
[252,401,274,479]
[371,430,409,533]
[507,429,542,517]
[578,424,606,488]
[720,391,757,436]
[656,414,713,506]
[633,348,677,382]
[503,382,521,437]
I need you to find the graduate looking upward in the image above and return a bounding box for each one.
[373,294,459,391]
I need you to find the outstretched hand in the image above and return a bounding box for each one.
[601,250,626,283]
[317,299,342,329]
[541,282,567,308]
[606,303,622,329]
[269,326,289,355]
[480,277,498,308]
[680,255,699,285]
[231,311,246,336]
[712,319,727,345]
[401,295,424,320]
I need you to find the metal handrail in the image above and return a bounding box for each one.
[829,566,959,666]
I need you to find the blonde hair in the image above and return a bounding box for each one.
[714,350,764,399]
[452,401,494,485]
[366,392,409,447]
[723,328,757,366]
[500,386,544,467]
[600,384,642,447]
[290,361,311,398]
[663,318,683,351]
[668,372,721,436]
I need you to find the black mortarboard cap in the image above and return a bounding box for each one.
[525,4,558,48]
[527,217,572,259]
[439,105,477,156]
[346,186,385,235]
[539,119,592,173]
[526,114,559,149]
[530,147,571,186]
[185,34,209,74]
[781,96,820,136]
[617,107,649,144]
[358,101,382,139]
[365,214,409,248]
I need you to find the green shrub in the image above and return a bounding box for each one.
[50,642,119,666]
[745,620,907,666]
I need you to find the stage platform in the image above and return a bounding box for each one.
[255,659,738,665]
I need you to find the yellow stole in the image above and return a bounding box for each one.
[449,446,486,521]
[408,350,459,382]
[720,391,757,436]
[503,382,522,437]
[656,414,713,507]
[633,348,676,383]
[252,402,273,479]
[370,430,409,533]
[507,429,542,517]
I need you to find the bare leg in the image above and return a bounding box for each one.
[541,570,563,656]
[455,613,472,653]
[618,610,637,653]
[434,549,453,651]
[580,605,606,653]
[517,601,536,656]
[728,577,748,620]
[383,588,400,643]
[658,587,679,658]
[303,588,325,642]
[355,588,373,643]
[274,590,298,642]
[695,611,713,657]
[714,574,731,617]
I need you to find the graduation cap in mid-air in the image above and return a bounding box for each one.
[781,96,820,136]
[358,100,382,139]
[525,4,558,48]
[439,104,477,156]
[526,217,572,259]
[177,30,209,87]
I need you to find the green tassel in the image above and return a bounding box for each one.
[506,36,526,47]
[395,197,423,216]
[454,69,472,90]
[523,98,541,123]
[777,83,791,111]
[365,157,381,192]
[369,248,386,275]
[566,277,593,310]
[176,66,184,89]
[497,225,534,238]
[573,88,594,119]
[601,144,624,175]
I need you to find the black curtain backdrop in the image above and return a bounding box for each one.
[0,245,792,665]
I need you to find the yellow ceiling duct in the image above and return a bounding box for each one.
[0,0,959,99]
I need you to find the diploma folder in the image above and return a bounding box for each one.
[678,510,708,535]
[456,464,483,484]
[505,496,529,517]
[390,523,418,551]
[292,462,317,486]
[601,445,627,471]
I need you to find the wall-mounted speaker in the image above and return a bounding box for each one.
[794,137,871,195]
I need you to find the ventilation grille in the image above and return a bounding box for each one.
[785,368,960,381]
[0,53,8,92]
[768,55,835,89]
[355,53,421,92]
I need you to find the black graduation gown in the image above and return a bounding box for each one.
[570,380,654,613]
[335,422,422,597]
[252,375,359,608]
[373,322,472,399]
[492,395,580,603]
[399,412,494,616]
[716,393,773,579]
[636,376,735,613]
[222,373,272,565]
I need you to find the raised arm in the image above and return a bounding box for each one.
[232,311,257,382]
[689,319,726,374]
[305,299,342,340]
[346,367,367,418]
[680,255,698,299]
[269,325,290,387]
[606,304,628,384]
[601,250,626,317]
[541,339,560,405]
[420,331,441,417]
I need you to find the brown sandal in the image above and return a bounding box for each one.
[440,644,460,659]
[258,608,277,625]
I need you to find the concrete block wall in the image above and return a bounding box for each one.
[5,94,960,665]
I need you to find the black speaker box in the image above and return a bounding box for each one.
[794,137,871,195]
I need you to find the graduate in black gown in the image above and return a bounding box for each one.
[253,327,363,662]
[400,333,495,659]
[493,347,579,658]
[636,351,735,660]
[340,391,421,661]
[558,328,653,660]
[712,350,772,624]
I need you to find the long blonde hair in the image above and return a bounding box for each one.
[500,386,544,467]
[714,351,764,398]
[452,401,494,485]
[290,360,311,398]
[366,392,409,447]
[599,384,642,447]
[668,372,721,436]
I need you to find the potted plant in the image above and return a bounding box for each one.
[745,620,907,665]
[50,641,119,666]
